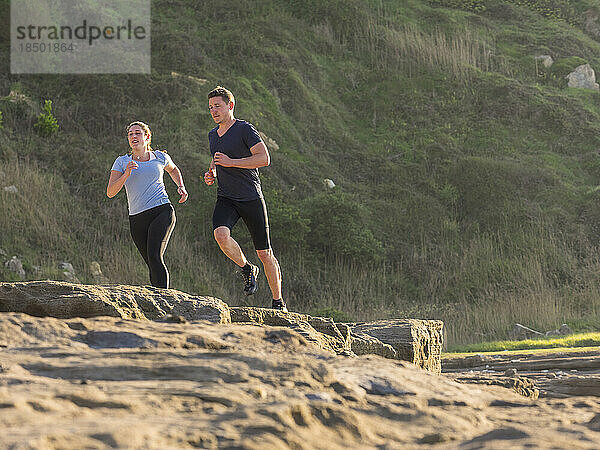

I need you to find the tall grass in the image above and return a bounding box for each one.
[274,223,600,348]
[324,4,507,80]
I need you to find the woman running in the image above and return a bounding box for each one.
[107,121,188,288]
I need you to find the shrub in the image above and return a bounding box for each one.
[310,307,354,322]
[0,88,37,131]
[429,0,486,12]
[34,100,59,136]
[304,191,383,262]
[265,190,310,250]
[506,0,577,23]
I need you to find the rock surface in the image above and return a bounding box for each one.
[1,312,600,448]
[1,281,442,371]
[566,63,600,90]
[351,319,444,373]
[444,349,600,399]
[0,281,230,324]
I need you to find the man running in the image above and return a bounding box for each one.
[204,86,287,312]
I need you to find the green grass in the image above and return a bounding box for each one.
[2,0,600,347]
[446,332,600,354]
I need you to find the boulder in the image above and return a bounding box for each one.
[89,261,109,284]
[0,280,230,323]
[545,323,573,337]
[230,307,352,355]
[535,55,553,68]
[350,330,397,360]
[59,262,80,284]
[566,64,600,90]
[230,308,444,372]
[258,132,279,151]
[351,319,444,374]
[4,256,25,278]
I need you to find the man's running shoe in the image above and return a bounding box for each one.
[241,263,259,296]
[272,299,288,312]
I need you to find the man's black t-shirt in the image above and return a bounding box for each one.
[208,120,263,201]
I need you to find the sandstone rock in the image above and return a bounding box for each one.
[3,312,597,448]
[4,256,25,278]
[323,178,336,189]
[505,368,517,377]
[258,132,279,151]
[59,262,80,283]
[535,55,553,68]
[0,280,230,323]
[0,282,443,373]
[230,307,352,355]
[566,64,600,91]
[587,413,600,431]
[351,319,444,374]
[350,330,397,360]
[230,308,444,371]
[451,374,539,399]
[89,261,109,284]
[509,323,544,340]
[546,323,573,336]
[537,375,600,398]
[559,323,573,335]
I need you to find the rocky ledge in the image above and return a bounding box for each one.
[0,281,443,373]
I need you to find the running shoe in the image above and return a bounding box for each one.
[272,298,288,312]
[241,263,259,296]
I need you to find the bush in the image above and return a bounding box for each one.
[0,110,3,129]
[304,191,383,262]
[429,0,486,12]
[310,307,354,322]
[265,190,310,250]
[448,156,557,229]
[34,100,59,136]
[0,88,37,131]
[506,0,577,23]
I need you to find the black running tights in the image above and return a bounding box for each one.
[128,203,176,288]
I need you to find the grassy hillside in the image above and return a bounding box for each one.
[2,0,600,346]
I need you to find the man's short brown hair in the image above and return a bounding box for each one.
[208,86,235,105]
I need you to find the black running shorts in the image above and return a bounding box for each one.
[212,196,271,250]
